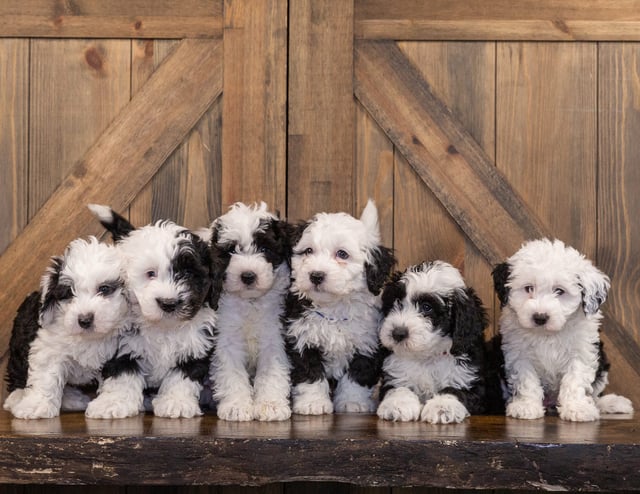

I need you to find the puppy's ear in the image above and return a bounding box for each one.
[365,246,396,295]
[578,264,610,315]
[208,224,228,310]
[359,199,379,234]
[380,271,405,316]
[286,221,309,250]
[88,204,135,242]
[492,262,511,307]
[39,255,70,326]
[449,287,488,357]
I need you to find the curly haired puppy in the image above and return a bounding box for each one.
[377,261,494,424]
[4,237,130,419]
[284,200,396,415]
[493,238,633,422]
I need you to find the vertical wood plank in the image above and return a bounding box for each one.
[598,42,640,404]
[288,0,355,219]
[222,0,287,213]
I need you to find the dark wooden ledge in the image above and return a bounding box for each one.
[0,410,638,490]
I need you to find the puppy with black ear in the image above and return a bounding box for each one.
[4,237,130,419]
[86,205,217,419]
[493,238,633,422]
[284,200,396,415]
[377,261,493,424]
[208,202,292,421]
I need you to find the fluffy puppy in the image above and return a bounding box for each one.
[377,261,493,424]
[493,238,633,422]
[285,200,396,415]
[85,205,216,419]
[4,237,129,419]
[208,202,292,421]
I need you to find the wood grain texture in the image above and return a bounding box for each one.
[0,39,224,361]
[0,0,222,38]
[355,0,640,41]
[288,0,355,220]
[222,0,287,212]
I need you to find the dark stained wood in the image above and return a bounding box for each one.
[0,411,638,490]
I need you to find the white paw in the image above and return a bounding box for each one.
[86,394,141,419]
[335,397,377,414]
[506,398,545,420]
[420,394,469,424]
[61,386,91,411]
[3,389,25,412]
[217,401,254,421]
[292,395,334,415]
[254,400,291,422]
[558,398,600,422]
[11,393,59,419]
[153,395,202,419]
[377,388,421,422]
[597,394,634,415]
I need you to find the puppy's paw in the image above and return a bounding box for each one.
[506,398,545,420]
[597,394,634,415]
[335,399,376,414]
[254,400,291,422]
[292,395,334,415]
[217,400,254,421]
[85,394,141,419]
[420,394,469,424]
[377,388,421,422]
[153,395,202,419]
[3,389,25,412]
[11,393,59,419]
[558,399,600,422]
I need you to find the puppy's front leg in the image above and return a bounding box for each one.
[333,353,379,413]
[557,360,599,422]
[211,335,254,421]
[10,353,66,419]
[153,365,204,419]
[377,387,421,421]
[253,323,291,421]
[290,346,333,415]
[505,361,545,419]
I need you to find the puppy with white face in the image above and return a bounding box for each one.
[85,205,216,419]
[4,237,130,419]
[493,238,634,422]
[208,202,292,421]
[285,200,396,415]
[377,261,494,424]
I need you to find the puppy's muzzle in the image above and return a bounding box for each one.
[309,271,325,286]
[532,312,549,326]
[156,297,181,313]
[240,271,257,286]
[391,325,409,343]
[78,313,95,330]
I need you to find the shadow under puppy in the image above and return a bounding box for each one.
[208,202,292,421]
[377,261,499,424]
[285,200,396,414]
[493,238,633,422]
[86,205,217,419]
[4,237,130,419]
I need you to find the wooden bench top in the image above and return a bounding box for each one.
[0,410,638,490]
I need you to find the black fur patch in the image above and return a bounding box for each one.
[287,338,326,385]
[6,292,42,392]
[171,232,213,318]
[177,351,213,383]
[449,287,489,357]
[492,262,512,308]
[380,271,406,316]
[96,208,136,242]
[348,348,388,388]
[101,353,141,380]
[40,256,68,318]
[254,219,291,268]
[365,246,396,295]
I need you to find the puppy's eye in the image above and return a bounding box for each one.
[97,284,117,297]
[302,247,313,255]
[336,249,349,260]
[146,270,157,279]
[554,287,565,296]
[419,302,432,314]
[524,285,534,294]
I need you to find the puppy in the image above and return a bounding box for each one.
[208,202,292,421]
[376,261,493,423]
[85,205,216,419]
[285,200,396,414]
[4,237,129,419]
[493,238,634,421]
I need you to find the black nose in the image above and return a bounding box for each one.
[309,271,325,286]
[391,326,409,343]
[533,313,549,326]
[240,271,257,286]
[157,298,179,313]
[78,313,94,330]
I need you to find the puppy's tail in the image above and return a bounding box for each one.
[88,204,135,242]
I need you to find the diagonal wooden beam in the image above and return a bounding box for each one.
[353,39,640,373]
[0,38,223,357]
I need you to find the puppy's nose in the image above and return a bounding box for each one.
[78,313,94,330]
[391,326,409,343]
[533,312,549,326]
[240,271,257,286]
[309,271,325,286]
[156,298,179,313]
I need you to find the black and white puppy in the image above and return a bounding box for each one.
[493,238,633,421]
[377,261,492,423]
[4,237,130,419]
[85,205,216,419]
[208,202,292,421]
[285,200,396,414]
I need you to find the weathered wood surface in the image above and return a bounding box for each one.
[355,0,640,41]
[0,0,222,38]
[0,411,638,490]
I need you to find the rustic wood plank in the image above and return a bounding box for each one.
[0,412,639,490]
[0,39,224,360]
[355,0,640,41]
[0,0,222,38]
[221,0,287,212]
[288,0,355,219]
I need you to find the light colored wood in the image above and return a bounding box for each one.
[222,0,287,213]
[0,39,224,360]
[288,0,355,219]
[355,0,640,41]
